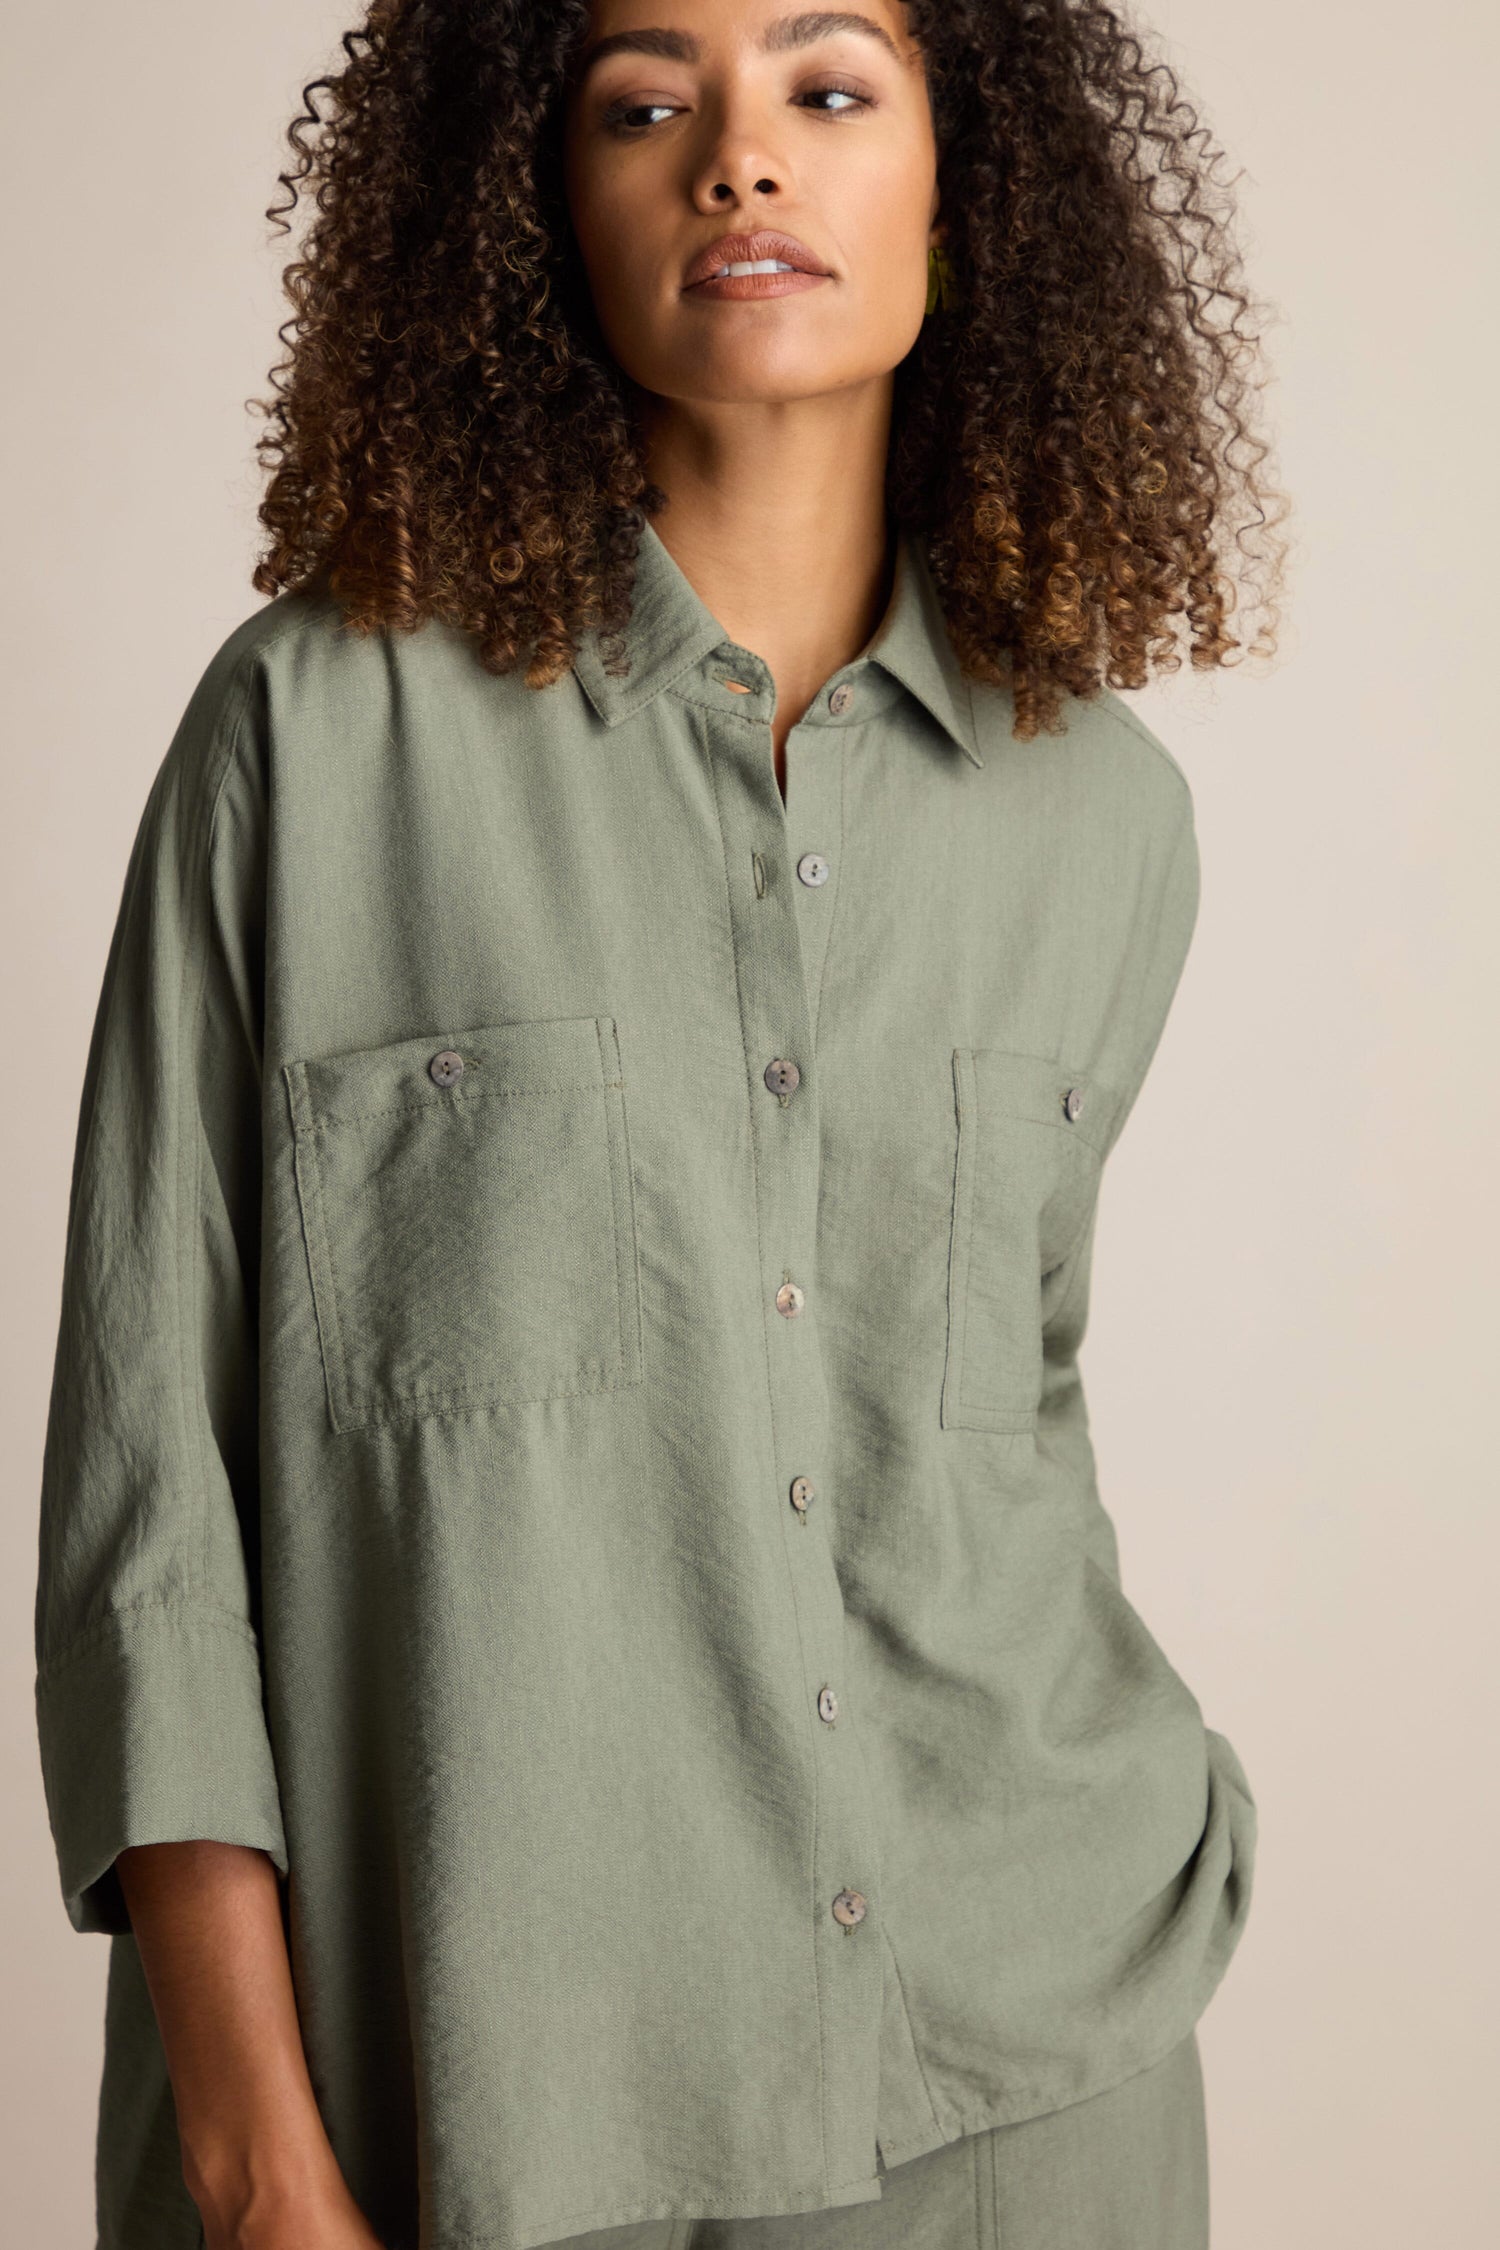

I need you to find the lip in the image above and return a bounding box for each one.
[682,228,832,300]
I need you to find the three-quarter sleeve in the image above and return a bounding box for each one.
[33,644,288,1936]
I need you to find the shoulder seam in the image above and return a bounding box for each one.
[233,589,350,666]
[1092,693,1194,810]
[179,595,348,799]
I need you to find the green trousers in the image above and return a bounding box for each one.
[540,2031,1209,2250]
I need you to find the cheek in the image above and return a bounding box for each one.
[829,150,935,311]
[565,135,649,283]
[569,170,624,283]
[845,205,932,345]
[568,179,655,339]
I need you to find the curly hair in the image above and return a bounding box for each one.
[250,0,1287,739]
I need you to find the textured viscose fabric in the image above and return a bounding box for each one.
[33,520,1256,2250]
[532,2025,1207,2249]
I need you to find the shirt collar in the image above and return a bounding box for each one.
[866,528,984,769]
[571,519,983,770]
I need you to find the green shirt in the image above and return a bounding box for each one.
[33,519,1256,2250]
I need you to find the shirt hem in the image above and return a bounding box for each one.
[876,2016,1206,2172]
[367,2026,1205,2250]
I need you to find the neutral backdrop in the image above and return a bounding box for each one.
[4,3,1495,2244]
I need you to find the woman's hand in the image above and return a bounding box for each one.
[193,2162,387,2250]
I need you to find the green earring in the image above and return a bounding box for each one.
[925,240,956,315]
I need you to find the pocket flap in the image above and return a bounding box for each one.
[961,1048,1127,1161]
[285,1014,620,1136]
[942,1045,1128,1436]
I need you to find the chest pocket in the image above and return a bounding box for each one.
[941,1047,1127,1434]
[283,1014,643,1434]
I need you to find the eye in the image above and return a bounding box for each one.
[796,79,874,117]
[600,97,685,134]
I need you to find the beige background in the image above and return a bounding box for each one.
[4,2,1496,2242]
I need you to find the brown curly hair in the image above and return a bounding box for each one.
[250,0,1287,739]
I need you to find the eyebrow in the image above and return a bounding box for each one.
[763,8,901,58]
[573,12,904,84]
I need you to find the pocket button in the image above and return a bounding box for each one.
[429,1049,465,1088]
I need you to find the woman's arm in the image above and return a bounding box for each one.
[31,675,383,2244]
[115,1842,383,2249]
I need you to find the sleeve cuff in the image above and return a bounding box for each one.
[35,1601,288,1935]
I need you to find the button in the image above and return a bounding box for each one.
[429,1049,465,1088]
[797,852,830,887]
[790,1474,816,1515]
[764,1058,801,1096]
[775,1280,805,1318]
[817,1685,839,1724]
[828,683,855,716]
[1063,1087,1084,1121]
[832,1888,867,1928]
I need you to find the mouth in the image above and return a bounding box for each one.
[682,229,833,301]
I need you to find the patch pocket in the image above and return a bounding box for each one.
[283,1014,643,1433]
[941,1048,1127,1434]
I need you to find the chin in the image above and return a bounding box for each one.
[655,347,883,408]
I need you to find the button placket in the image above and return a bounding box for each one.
[700,654,881,2177]
[784,697,847,1056]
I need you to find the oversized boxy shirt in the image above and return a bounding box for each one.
[34,521,1256,2250]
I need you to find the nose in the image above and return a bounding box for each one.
[689,101,792,213]
[706,172,777,205]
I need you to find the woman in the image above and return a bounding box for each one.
[33,3,1279,2246]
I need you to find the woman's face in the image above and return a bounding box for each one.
[561,0,940,409]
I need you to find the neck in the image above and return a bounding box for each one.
[638,380,896,700]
